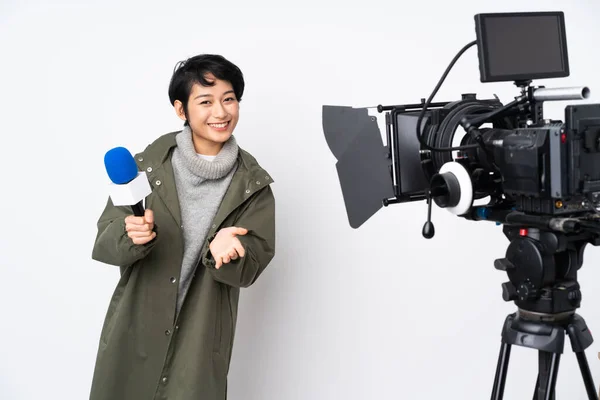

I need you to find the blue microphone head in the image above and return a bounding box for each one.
[104,147,139,184]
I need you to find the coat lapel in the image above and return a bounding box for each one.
[135,132,182,227]
[208,151,273,236]
[152,159,182,227]
[212,166,250,226]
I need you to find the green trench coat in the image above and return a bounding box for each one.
[89,132,276,400]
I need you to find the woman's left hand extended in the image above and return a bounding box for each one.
[209,227,248,269]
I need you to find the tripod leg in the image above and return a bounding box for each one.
[535,351,560,400]
[532,373,556,400]
[491,342,511,400]
[532,374,539,400]
[575,352,599,399]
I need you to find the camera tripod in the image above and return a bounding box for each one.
[489,225,599,400]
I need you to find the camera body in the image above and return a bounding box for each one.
[470,103,600,216]
[392,92,600,219]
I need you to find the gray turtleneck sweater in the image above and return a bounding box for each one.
[171,126,239,314]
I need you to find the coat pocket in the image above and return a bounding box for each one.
[213,284,233,355]
[100,290,122,346]
[100,268,131,346]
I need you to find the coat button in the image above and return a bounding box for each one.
[156,180,162,186]
[138,157,144,162]
[162,376,168,383]
[245,189,250,194]
[165,330,171,336]
[170,277,176,283]
[256,181,261,185]
[147,167,153,173]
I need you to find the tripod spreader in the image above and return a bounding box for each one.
[491,311,597,400]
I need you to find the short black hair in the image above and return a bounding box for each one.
[168,54,245,124]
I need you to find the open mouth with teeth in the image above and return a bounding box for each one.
[208,121,230,131]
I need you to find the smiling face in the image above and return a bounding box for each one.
[174,74,240,155]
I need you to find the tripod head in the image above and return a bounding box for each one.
[499,227,580,315]
[492,219,600,317]
[457,205,600,317]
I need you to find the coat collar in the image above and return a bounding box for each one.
[134,131,273,226]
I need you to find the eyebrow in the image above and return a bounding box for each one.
[194,90,235,100]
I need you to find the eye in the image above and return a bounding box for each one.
[224,97,236,102]
[200,100,211,105]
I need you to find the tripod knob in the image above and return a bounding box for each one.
[501,282,518,302]
[517,280,538,301]
[494,258,515,271]
[568,289,582,306]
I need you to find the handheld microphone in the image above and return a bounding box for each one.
[104,147,152,217]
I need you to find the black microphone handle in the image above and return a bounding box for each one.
[131,201,145,217]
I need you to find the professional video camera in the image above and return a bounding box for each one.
[322,11,600,400]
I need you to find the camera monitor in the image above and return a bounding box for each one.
[475,11,570,83]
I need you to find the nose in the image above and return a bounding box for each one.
[213,103,228,119]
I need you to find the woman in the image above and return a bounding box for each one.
[90,54,276,400]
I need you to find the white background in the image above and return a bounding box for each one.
[2,0,600,399]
